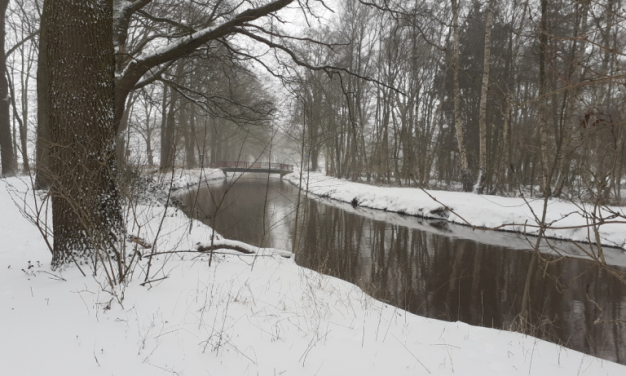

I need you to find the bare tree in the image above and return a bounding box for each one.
[0,0,15,177]
[475,0,494,193]
[451,0,473,191]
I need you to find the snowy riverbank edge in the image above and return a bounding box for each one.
[164,167,226,191]
[284,172,626,251]
[2,175,626,375]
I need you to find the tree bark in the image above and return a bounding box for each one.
[476,0,494,193]
[44,0,120,267]
[451,0,473,191]
[0,0,16,177]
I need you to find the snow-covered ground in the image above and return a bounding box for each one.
[285,172,626,252]
[2,174,626,375]
[164,167,226,191]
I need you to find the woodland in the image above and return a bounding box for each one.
[0,0,623,271]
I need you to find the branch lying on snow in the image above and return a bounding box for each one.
[197,240,293,258]
[198,243,254,254]
[147,241,293,259]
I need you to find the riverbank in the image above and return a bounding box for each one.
[285,171,626,251]
[2,174,625,375]
[163,167,226,191]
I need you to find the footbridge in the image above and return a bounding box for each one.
[210,161,294,178]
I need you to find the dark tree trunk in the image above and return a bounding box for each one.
[159,83,168,166]
[145,111,154,168]
[116,92,134,168]
[451,0,473,191]
[44,0,121,267]
[209,117,217,164]
[160,62,185,170]
[160,83,178,170]
[184,105,197,168]
[35,0,51,188]
[538,0,552,197]
[0,0,16,177]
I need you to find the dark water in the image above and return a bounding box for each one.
[180,176,626,364]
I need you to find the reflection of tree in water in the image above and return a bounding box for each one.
[183,179,281,247]
[296,200,626,365]
[181,179,626,364]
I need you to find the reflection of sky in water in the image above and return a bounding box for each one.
[180,176,626,365]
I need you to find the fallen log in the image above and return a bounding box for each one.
[197,244,254,254]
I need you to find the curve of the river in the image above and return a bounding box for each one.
[178,175,626,365]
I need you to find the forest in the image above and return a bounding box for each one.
[0,0,623,203]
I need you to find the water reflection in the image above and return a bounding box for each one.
[180,176,626,364]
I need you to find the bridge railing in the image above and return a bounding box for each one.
[210,161,293,172]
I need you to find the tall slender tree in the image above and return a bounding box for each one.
[537,0,552,197]
[0,0,16,177]
[451,0,473,191]
[476,0,495,193]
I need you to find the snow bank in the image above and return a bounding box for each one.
[285,172,626,251]
[163,167,226,191]
[2,176,625,375]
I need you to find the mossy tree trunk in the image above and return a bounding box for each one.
[44,0,121,267]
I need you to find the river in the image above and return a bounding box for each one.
[179,175,626,364]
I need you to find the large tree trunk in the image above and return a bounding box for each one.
[476,0,494,194]
[44,0,120,267]
[451,0,473,191]
[0,0,16,177]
